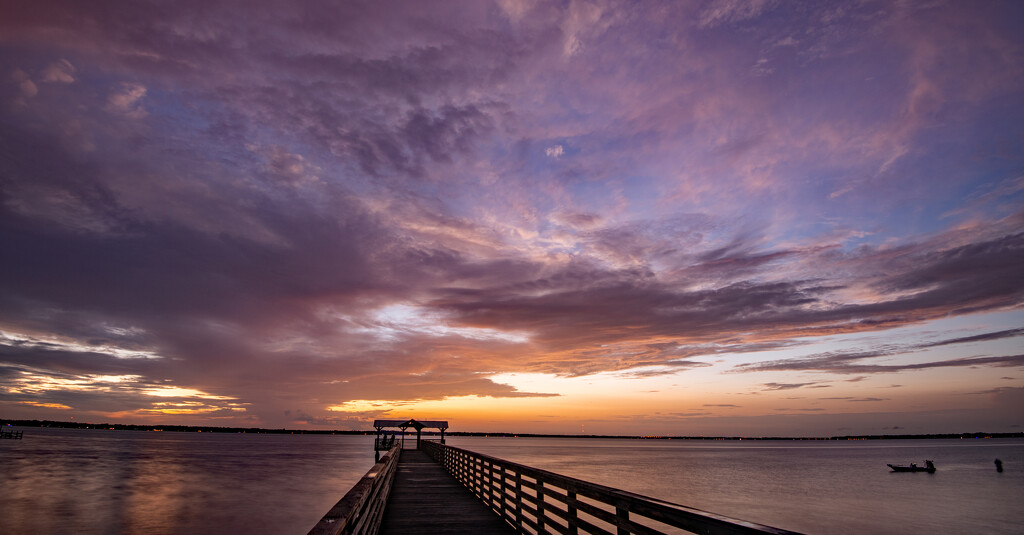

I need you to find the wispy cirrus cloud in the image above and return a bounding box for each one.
[734,326,1024,375]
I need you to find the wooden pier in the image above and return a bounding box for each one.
[309,419,804,535]
[377,448,514,534]
[0,428,23,439]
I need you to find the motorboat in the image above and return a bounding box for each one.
[888,457,937,471]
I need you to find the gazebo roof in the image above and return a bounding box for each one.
[373,418,448,431]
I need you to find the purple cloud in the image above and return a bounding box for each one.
[1,0,1022,431]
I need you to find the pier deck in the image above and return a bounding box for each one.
[378,448,514,534]
[308,418,803,535]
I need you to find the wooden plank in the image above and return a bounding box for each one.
[378,449,515,534]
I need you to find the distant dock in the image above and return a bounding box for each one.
[1,428,23,439]
[309,418,803,535]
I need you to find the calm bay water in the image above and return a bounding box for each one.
[448,436,1024,535]
[2,428,1022,534]
[0,427,374,534]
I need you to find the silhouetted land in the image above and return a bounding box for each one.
[3,419,1022,440]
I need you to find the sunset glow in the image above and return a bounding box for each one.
[1,0,1022,436]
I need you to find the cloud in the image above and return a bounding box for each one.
[739,353,1024,375]
[699,0,774,28]
[761,382,820,391]
[0,0,1021,431]
[919,328,1024,348]
[616,361,712,378]
[560,0,613,57]
[11,69,37,99]
[734,323,1024,375]
[106,83,147,118]
[41,59,76,83]
[0,350,248,419]
[497,0,536,23]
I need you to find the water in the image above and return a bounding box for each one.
[445,436,1024,535]
[2,428,1022,534]
[0,427,375,534]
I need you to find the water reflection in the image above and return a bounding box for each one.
[0,428,374,534]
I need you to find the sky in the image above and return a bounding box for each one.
[1,0,1022,437]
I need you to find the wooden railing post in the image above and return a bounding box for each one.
[567,490,578,535]
[514,471,523,533]
[499,465,508,523]
[616,505,629,535]
[536,479,545,533]
[475,457,483,499]
[484,459,492,507]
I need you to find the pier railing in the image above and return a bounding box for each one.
[308,443,401,535]
[420,440,802,535]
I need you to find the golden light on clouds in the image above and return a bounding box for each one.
[145,401,248,415]
[141,386,235,399]
[19,401,72,409]
[3,369,247,417]
[5,372,142,395]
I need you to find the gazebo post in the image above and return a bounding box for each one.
[374,426,383,461]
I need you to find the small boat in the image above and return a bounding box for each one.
[887,460,935,473]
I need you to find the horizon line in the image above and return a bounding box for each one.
[4,418,1022,441]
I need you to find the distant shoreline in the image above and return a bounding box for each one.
[3,418,1022,441]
